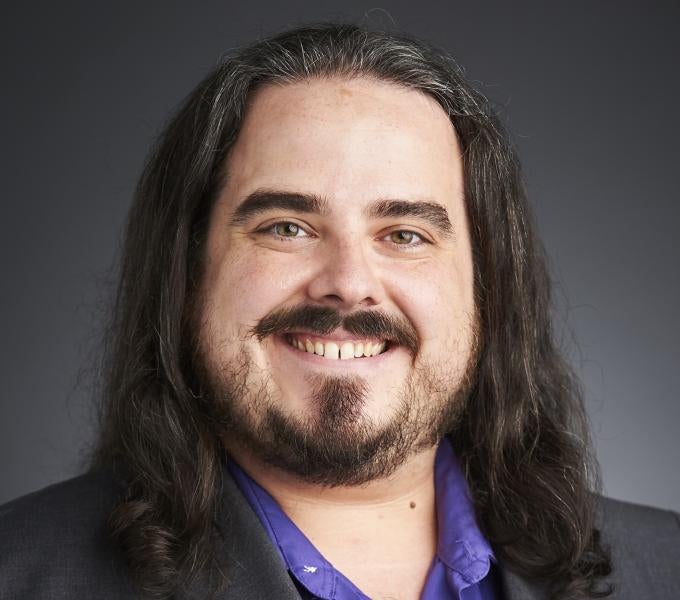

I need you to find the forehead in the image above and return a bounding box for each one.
[222,76,464,213]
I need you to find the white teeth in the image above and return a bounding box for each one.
[324,342,339,360]
[340,342,354,360]
[289,336,387,359]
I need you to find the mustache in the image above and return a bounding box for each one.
[251,304,419,356]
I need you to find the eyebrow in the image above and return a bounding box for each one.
[229,190,329,225]
[229,188,454,238]
[365,199,454,239]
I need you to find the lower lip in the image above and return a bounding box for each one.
[273,334,396,369]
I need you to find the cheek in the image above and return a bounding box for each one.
[202,243,312,340]
[385,255,475,353]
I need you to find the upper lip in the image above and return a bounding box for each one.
[281,328,391,343]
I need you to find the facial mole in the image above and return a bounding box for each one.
[409,501,416,509]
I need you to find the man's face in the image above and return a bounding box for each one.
[193,77,479,485]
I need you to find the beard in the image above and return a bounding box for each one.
[191,305,480,487]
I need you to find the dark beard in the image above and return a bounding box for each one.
[194,342,479,487]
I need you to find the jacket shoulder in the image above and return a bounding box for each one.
[595,495,680,598]
[0,470,136,599]
[596,494,680,545]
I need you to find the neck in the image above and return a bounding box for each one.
[227,443,438,508]
[226,443,439,598]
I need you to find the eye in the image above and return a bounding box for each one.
[257,221,311,239]
[383,229,428,248]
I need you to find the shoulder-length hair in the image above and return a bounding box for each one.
[92,22,612,599]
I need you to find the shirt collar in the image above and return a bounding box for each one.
[227,437,495,598]
[434,437,496,584]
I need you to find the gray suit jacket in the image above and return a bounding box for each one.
[1,465,679,599]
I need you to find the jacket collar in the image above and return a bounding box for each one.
[184,463,301,600]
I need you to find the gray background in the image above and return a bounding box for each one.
[2,1,678,510]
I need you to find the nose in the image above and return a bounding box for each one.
[306,238,385,310]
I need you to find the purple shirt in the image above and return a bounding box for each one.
[227,438,501,599]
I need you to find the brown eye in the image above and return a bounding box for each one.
[390,230,416,244]
[255,221,311,241]
[274,222,300,237]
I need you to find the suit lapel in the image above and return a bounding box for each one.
[183,466,301,600]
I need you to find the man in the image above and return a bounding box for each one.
[1,22,678,600]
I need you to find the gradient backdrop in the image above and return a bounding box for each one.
[2,1,678,510]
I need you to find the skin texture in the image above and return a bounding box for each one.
[194,77,478,599]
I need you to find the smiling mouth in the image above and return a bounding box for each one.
[283,333,391,360]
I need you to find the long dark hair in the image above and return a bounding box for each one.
[92,22,612,599]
